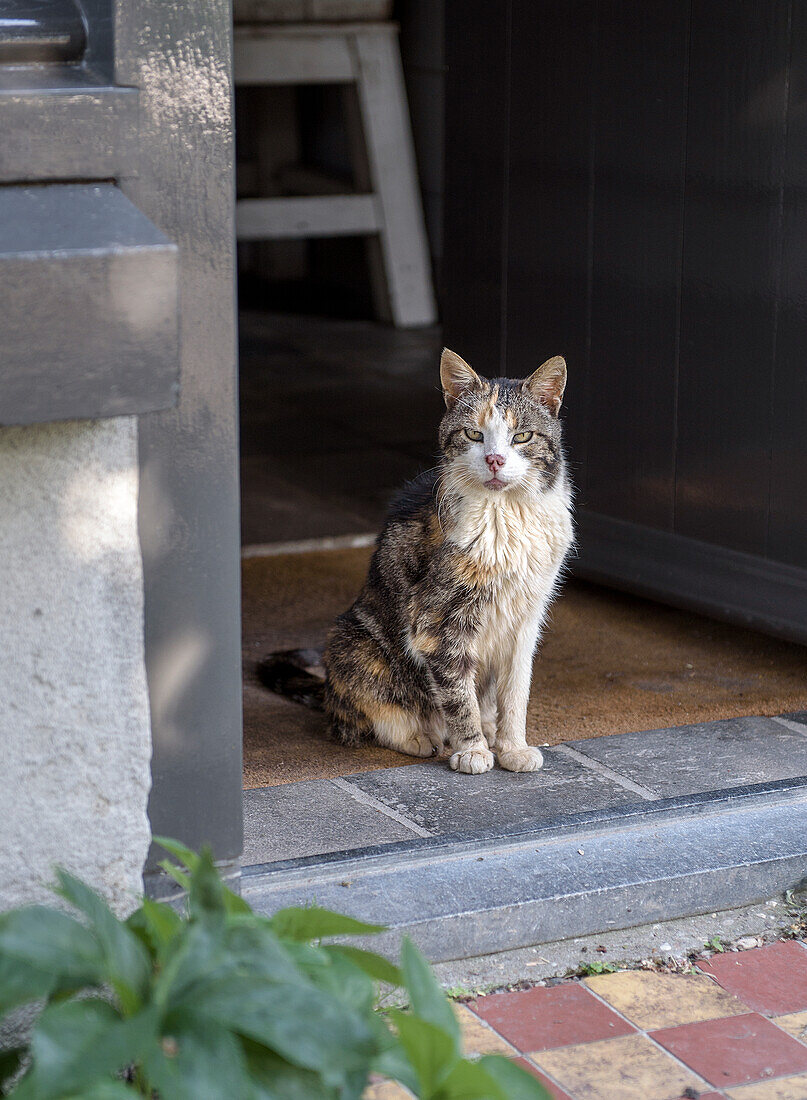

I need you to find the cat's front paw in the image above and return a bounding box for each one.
[449,747,495,774]
[400,730,439,757]
[498,746,544,772]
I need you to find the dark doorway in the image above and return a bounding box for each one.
[234,0,807,887]
[444,0,807,645]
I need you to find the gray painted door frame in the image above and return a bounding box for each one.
[114,0,244,884]
[0,0,244,886]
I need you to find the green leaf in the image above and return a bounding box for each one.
[389,1011,459,1098]
[193,976,379,1077]
[126,897,182,965]
[478,1055,554,1100]
[222,888,253,917]
[336,1066,368,1100]
[153,836,201,873]
[400,938,460,1049]
[154,837,250,916]
[141,1010,252,1100]
[55,870,150,1014]
[268,906,385,942]
[0,952,58,1016]
[158,859,191,892]
[371,1041,420,1095]
[186,847,227,928]
[64,1085,139,1099]
[152,923,233,1009]
[432,1058,506,1099]
[325,945,402,987]
[244,1041,338,1100]
[224,918,305,985]
[0,907,102,1012]
[13,999,159,1100]
[313,949,376,1014]
[0,1046,24,1089]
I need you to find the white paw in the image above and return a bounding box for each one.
[402,731,438,758]
[498,747,544,772]
[450,747,495,774]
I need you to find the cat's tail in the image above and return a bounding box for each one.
[255,648,326,710]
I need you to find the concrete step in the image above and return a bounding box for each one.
[241,776,807,962]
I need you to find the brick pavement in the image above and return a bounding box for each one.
[365,940,807,1100]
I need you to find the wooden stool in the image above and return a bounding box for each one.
[233,20,437,328]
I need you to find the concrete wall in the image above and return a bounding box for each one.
[0,417,151,915]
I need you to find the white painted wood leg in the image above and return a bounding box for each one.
[351,28,437,327]
[342,81,392,323]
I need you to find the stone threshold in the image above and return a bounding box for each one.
[241,712,807,960]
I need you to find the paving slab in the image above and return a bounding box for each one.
[240,717,807,961]
[242,779,416,864]
[431,898,794,991]
[343,749,638,836]
[568,716,807,797]
[242,782,807,961]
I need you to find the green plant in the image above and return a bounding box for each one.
[704,936,725,954]
[576,960,619,976]
[444,984,481,1002]
[0,839,549,1099]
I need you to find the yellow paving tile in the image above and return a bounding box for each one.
[773,1011,807,1045]
[584,968,751,1029]
[726,1075,807,1099]
[362,1080,413,1100]
[455,1003,518,1057]
[532,1032,707,1100]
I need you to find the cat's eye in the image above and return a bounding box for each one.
[464,428,484,442]
[512,430,534,444]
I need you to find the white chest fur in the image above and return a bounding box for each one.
[452,480,573,580]
[450,481,574,669]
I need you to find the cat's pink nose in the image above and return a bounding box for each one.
[486,453,505,471]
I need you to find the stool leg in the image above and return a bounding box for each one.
[350,29,437,328]
[343,84,391,323]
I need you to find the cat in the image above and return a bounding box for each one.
[259,348,574,774]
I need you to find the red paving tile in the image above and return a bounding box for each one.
[471,982,635,1053]
[651,1011,807,1088]
[697,942,807,1017]
[513,1057,574,1100]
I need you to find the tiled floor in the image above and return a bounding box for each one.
[365,941,807,1099]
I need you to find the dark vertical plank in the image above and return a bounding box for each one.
[584,1,689,529]
[442,0,510,371]
[675,0,789,553]
[504,0,595,492]
[768,3,807,567]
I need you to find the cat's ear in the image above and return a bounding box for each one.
[440,348,482,408]
[522,356,567,417]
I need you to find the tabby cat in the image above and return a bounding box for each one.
[259,349,574,774]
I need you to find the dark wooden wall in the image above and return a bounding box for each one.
[444,0,807,642]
